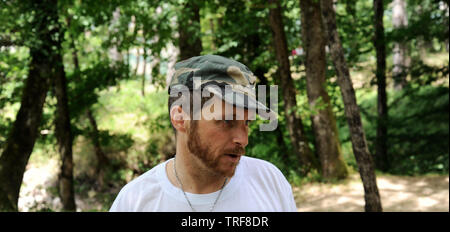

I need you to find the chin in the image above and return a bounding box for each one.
[218,160,240,177]
[221,170,236,178]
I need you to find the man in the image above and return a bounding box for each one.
[110,55,297,212]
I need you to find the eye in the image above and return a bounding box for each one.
[221,119,236,128]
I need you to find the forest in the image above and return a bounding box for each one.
[0,0,448,212]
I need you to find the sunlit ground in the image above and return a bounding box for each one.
[294,173,449,212]
[18,157,112,212]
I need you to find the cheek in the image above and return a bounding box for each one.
[197,122,231,153]
[202,133,227,155]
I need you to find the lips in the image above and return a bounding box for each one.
[225,154,239,158]
[224,153,242,163]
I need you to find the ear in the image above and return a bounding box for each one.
[170,105,188,134]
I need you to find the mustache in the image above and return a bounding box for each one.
[224,146,245,155]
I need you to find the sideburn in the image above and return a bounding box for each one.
[187,120,223,175]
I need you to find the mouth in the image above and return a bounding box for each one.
[224,154,241,160]
[225,153,240,157]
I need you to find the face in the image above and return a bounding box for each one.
[186,97,254,178]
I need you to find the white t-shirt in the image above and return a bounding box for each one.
[109,156,297,212]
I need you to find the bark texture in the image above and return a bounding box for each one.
[320,0,383,212]
[392,0,409,89]
[54,49,76,211]
[300,0,348,180]
[374,0,389,172]
[87,109,109,189]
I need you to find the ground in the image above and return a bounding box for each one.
[294,173,449,212]
[18,159,449,212]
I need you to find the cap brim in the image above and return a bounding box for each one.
[204,85,277,120]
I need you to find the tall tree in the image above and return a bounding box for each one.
[392,0,409,89]
[374,0,389,172]
[86,109,109,188]
[300,0,348,180]
[53,45,76,211]
[142,46,148,96]
[268,0,319,173]
[135,47,141,76]
[178,0,203,60]
[320,0,383,211]
[0,0,58,211]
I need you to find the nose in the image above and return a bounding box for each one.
[232,124,249,148]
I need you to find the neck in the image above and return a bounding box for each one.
[167,141,228,194]
[166,138,230,194]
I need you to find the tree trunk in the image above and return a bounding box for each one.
[54,50,76,211]
[320,0,383,212]
[268,0,320,174]
[142,46,148,96]
[108,8,123,63]
[0,0,56,211]
[392,0,409,90]
[86,110,109,189]
[178,0,203,60]
[374,0,389,172]
[55,11,77,212]
[134,47,140,77]
[300,0,348,180]
[209,18,216,50]
[444,1,450,51]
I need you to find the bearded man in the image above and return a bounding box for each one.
[110,55,297,212]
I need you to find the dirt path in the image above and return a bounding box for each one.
[19,159,106,212]
[293,173,449,212]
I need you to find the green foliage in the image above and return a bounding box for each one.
[208,0,276,71]
[349,86,449,175]
[336,0,375,65]
[408,58,449,86]
[387,86,449,174]
[387,0,449,45]
[0,46,30,147]
[99,130,134,153]
[68,61,130,120]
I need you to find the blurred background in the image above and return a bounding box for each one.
[0,0,448,212]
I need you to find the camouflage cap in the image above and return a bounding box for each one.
[168,54,275,119]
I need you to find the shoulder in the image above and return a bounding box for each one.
[109,162,165,211]
[239,156,290,190]
[239,156,297,212]
[240,156,285,178]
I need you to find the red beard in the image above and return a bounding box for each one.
[187,121,245,177]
